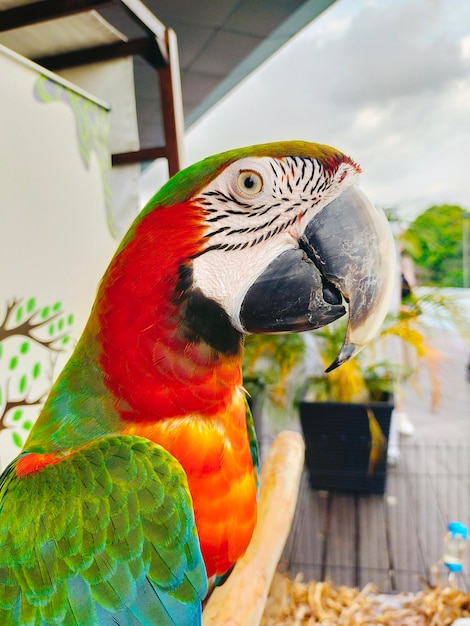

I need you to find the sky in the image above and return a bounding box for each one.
[142,0,470,222]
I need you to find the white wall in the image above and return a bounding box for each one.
[0,46,117,469]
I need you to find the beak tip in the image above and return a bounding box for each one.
[325,342,360,373]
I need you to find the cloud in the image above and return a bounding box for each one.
[301,0,469,106]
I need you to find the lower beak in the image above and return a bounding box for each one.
[240,186,396,370]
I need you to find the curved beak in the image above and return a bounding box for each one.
[302,186,396,370]
[240,185,396,370]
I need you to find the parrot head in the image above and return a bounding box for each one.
[132,140,395,371]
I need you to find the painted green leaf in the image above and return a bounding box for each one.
[67,314,74,326]
[15,306,24,323]
[9,356,18,371]
[12,432,22,448]
[23,421,32,431]
[20,341,30,355]
[48,323,55,336]
[62,336,70,345]
[18,375,27,394]
[58,318,64,331]
[41,306,50,319]
[52,301,62,312]
[12,409,23,422]
[26,297,36,313]
[32,362,41,379]
[0,344,3,360]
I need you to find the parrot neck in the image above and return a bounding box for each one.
[96,205,244,423]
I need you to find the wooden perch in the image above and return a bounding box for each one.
[202,430,305,626]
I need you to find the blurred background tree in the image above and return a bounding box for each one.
[401,205,470,287]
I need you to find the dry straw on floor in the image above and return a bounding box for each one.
[262,571,470,626]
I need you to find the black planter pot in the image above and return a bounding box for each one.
[299,397,393,495]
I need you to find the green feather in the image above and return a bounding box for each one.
[57,523,83,558]
[65,576,97,624]
[0,435,207,624]
[19,592,35,625]
[245,395,260,492]
[38,580,67,623]
[90,560,136,610]
[147,542,185,590]
[0,576,18,610]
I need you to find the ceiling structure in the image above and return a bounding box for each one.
[140,0,337,125]
[0,0,337,170]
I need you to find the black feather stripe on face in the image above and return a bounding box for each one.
[174,263,242,354]
[192,156,340,259]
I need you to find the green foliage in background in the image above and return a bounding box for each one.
[401,204,470,287]
[243,333,307,418]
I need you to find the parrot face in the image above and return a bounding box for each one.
[190,150,395,369]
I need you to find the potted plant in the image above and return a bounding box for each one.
[299,317,397,494]
[299,287,446,494]
[242,332,307,444]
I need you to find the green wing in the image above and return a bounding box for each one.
[0,435,207,625]
[245,394,260,492]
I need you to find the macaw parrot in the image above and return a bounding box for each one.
[0,141,394,625]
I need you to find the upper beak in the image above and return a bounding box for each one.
[240,185,396,370]
[301,185,396,370]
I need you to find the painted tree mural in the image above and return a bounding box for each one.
[0,298,74,463]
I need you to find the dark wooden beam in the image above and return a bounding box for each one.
[112,29,184,174]
[158,28,185,176]
[35,36,166,71]
[112,147,168,166]
[0,0,111,32]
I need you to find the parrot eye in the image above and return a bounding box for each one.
[237,170,263,195]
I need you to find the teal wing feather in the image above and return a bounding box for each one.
[0,435,208,625]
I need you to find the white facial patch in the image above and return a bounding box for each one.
[191,155,360,331]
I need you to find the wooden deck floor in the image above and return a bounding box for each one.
[282,444,470,594]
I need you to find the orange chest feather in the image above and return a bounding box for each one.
[122,391,257,577]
